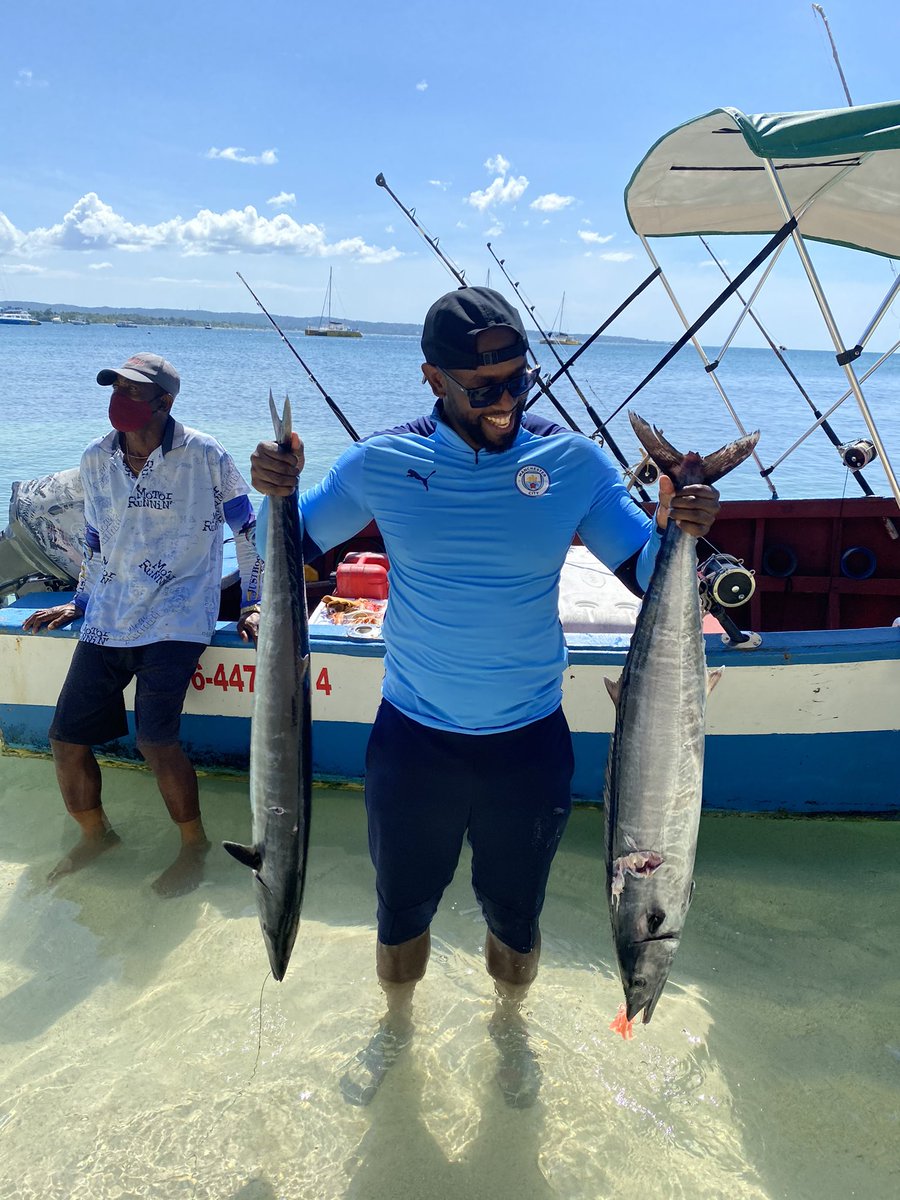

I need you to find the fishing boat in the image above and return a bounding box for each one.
[305,268,362,338]
[0,308,41,326]
[1,101,899,815]
[539,293,581,346]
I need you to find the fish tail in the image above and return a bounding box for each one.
[268,389,293,448]
[629,412,759,487]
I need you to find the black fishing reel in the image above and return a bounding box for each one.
[838,438,877,470]
[697,553,756,610]
[626,456,660,486]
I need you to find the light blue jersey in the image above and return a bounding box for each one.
[263,411,660,734]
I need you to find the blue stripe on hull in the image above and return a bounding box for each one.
[571,730,900,814]
[2,705,896,815]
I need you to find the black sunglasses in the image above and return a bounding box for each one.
[442,366,541,409]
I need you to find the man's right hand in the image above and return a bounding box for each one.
[251,431,304,496]
[22,602,81,633]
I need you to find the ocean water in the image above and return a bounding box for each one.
[2,320,900,512]
[1,762,898,1200]
[1,324,900,1198]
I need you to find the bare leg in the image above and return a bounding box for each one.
[139,742,210,898]
[340,931,429,1105]
[47,739,120,882]
[486,930,543,1108]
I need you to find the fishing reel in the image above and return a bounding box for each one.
[838,438,877,470]
[697,553,756,610]
[626,455,660,486]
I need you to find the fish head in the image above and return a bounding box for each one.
[615,932,681,1024]
[609,882,691,1024]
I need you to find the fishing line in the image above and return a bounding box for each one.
[189,970,272,1199]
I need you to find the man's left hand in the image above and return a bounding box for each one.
[237,611,260,643]
[656,476,720,539]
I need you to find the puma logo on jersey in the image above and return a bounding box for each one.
[407,469,436,491]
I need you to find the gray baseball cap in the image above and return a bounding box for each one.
[97,352,181,397]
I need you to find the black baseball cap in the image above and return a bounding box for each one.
[421,286,529,370]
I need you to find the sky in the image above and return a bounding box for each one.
[2,0,899,349]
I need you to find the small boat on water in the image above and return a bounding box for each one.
[115,320,138,328]
[305,268,362,338]
[0,308,41,326]
[1,100,899,816]
[539,293,581,346]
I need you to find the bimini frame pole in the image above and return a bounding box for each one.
[634,233,779,497]
[761,158,900,510]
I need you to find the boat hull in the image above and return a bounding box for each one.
[2,596,897,815]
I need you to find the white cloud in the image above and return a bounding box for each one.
[484,154,510,176]
[485,222,503,238]
[467,175,528,212]
[578,230,614,245]
[267,191,296,208]
[416,80,428,91]
[0,193,401,262]
[601,251,634,262]
[699,258,729,267]
[530,193,576,213]
[385,224,394,233]
[206,147,278,166]
[4,263,44,274]
[89,261,113,270]
[15,68,48,88]
[428,180,451,190]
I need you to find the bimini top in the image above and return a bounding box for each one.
[625,100,900,259]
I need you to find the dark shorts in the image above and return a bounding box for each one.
[364,700,574,955]
[49,640,205,748]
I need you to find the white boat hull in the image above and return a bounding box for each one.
[2,597,897,814]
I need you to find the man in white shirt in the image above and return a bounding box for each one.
[24,353,263,897]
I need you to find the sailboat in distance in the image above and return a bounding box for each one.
[305,268,362,338]
[539,292,582,346]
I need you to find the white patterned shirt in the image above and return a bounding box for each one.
[73,419,261,647]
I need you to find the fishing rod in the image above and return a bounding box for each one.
[375,172,587,436]
[812,4,854,106]
[698,236,875,497]
[539,266,662,391]
[485,243,653,501]
[236,271,360,442]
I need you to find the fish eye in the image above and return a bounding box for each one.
[647,909,666,935]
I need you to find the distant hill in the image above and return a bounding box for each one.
[8,300,659,345]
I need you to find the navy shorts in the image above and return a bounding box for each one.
[364,700,574,955]
[49,640,205,748]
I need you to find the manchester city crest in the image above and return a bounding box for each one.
[515,465,550,497]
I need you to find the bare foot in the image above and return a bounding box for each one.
[339,1013,414,1106]
[489,1005,542,1109]
[151,839,211,898]
[47,829,122,884]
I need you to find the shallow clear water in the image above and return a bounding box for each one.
[1,755,898,1200]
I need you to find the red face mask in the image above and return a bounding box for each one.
[109,389,157,432]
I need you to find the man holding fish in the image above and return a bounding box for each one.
[251,287,721,1103]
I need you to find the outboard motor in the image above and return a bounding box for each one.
[0,469,84,600]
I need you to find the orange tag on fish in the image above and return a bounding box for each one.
[609,1003,635,1040]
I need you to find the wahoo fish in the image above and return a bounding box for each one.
[224,392,311,981]
[604,412,759,1038]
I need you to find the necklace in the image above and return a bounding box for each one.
[124,448,150,475]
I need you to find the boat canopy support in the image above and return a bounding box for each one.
[624,100,900,510]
